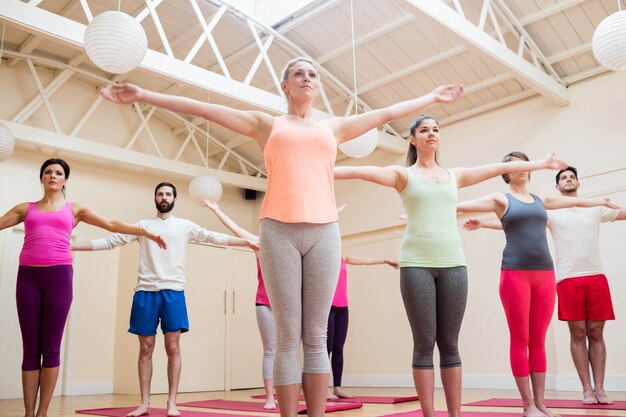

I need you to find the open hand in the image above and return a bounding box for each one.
[100,83,143,104]
[602,197,620,210]
[385,260,400,269]
[544,153,568,170]
[432,84,464,103]
[202,198,219,211]
[150,234,167,249]
[246,237,260,251]
[462,219,482,231]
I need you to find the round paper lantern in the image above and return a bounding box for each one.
[592,10,626,71]
[188,174,223,204]
[84,11,148,74]
[339,128,378,158]
[0,123,15,162]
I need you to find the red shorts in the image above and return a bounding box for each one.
[556,274,615,321]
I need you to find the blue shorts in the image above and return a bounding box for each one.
[129,290,189,336]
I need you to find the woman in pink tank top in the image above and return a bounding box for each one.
[101,59,462,417]
[0,158,166,417]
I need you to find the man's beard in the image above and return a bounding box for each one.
[156,200,175,213]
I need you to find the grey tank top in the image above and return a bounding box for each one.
[500,193,553,270]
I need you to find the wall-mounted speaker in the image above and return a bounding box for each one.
[244,188,257,200]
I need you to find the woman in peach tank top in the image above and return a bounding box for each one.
[101,58,462,417]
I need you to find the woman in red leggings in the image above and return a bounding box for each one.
[458,152,617,417]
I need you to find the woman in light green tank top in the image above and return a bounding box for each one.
[335,115,567,417]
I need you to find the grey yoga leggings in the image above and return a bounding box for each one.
[400,266,468,369]
[256,305,276,380]
[259,218,341,386]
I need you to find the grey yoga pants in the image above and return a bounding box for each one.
[400,266,468,369]
[259,218,341,385]
[256,304,276,380]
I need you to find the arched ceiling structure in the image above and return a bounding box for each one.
[0,0,616,190]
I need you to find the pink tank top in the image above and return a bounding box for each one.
[332,257,348,307]
[256,259,270,306]
[259,116,338,223]
[20,202,75,265]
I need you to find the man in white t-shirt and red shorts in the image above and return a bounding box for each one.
[547,167,625,405]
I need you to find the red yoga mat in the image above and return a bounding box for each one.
[76,407,266,417]
[378,410,626,417]
[462,398,626,410]
[178,399,362,414]
[251,394,418,404]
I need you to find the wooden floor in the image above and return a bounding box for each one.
[1,387,625,417]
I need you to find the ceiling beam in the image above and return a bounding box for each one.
[0,0,407,155]
[401,0,568,105]
[2,120,268,191]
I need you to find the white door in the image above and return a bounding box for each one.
[229,248,263,389]
[176,243,229,392]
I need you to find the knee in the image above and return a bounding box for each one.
[139,341,155,358]
[265,341,277,357]
[412,350,434,369]
[165,341,180,357]
[587,325,605,343]
[22,353,42,371]
[570,325,587,343]
[42,350,61,368]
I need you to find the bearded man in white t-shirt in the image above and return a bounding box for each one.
[547,167,626,405]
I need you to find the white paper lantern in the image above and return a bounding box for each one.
[84,11,148,74]
[339,128,379,158]
[592,10,626,71]
[0,123,15,163]
[189,174,223,204]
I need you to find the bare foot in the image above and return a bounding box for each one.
[166,403,181,417]
[583,390,599,405]
[126,404,149,417]
[535,404,560,417]
[333,388,354,399]
[523,404,547,417]
[264,397,277,410]
[327,391,339,400]
[594,390,613,405]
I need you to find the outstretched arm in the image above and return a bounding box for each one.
[344,255,399,269]
[332,85,463,144]
[101,84,274,143]
[0,203,28,231]
[334,165,406,192]
[462,218,503,231]
[457,193,507,217]
[615,208,626,221]
[73,203,166,249]
[542,195,620,211]
[203,199,258,241]
[454,153,567,189]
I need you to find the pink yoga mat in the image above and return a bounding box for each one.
[179,399,362,414]
[463,398,626,410]
[251,394,418,404]
[379,410,626,417]
[76,407,266,417]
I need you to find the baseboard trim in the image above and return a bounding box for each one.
[63,381,114,396]
[342,374,626,392]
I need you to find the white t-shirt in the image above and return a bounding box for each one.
[91,216,229,291]
[547,207,619,281]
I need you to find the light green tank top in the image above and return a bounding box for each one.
[399,167,466,268]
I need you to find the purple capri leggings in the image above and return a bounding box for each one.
[16,265,73,371]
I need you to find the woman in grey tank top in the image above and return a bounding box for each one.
[335,122,569,417]
[457,151,618,417]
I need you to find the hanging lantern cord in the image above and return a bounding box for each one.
[350,0,358,116]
